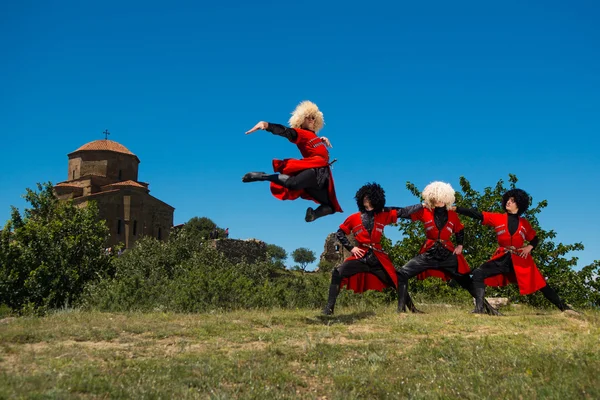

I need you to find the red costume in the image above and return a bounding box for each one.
[481,212,546,295]
[269,128,342,213]
[409,208,471,281]
[337,209,399,293]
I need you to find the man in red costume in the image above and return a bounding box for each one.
[396,181,500,315]
[322,182,422,315]
[243,101,343,222]
[455,189,576,314]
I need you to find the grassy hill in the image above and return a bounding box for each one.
[1,305,598,399]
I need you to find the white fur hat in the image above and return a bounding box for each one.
[422,181,456,208]
[289,101,324,133]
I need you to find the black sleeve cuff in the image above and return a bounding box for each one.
[335,229,354,252]
[529,235,539,249]
[456,206,483,221]
[455,230,465,246]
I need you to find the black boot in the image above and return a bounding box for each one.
[405,293,425,314]
[540,285,581,314]
[483,299,503,316]
[454,276,502,316]
[472,287,486,314]
[322,284,340,315]
[242,172,269,182]
[397,281,408,313]
[267,174,290,185]
[305,205,334,222]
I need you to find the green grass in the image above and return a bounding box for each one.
[0,305,598,399]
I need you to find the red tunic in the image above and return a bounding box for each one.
[338,210,399,293]
[409,208,471,281]
[481,212,547,295]
[269,128,343,213]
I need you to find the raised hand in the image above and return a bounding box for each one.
[245,121,268,135]
[320,136,333,148]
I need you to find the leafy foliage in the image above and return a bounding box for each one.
[266,243,287,269]
[0,182,112,314]
[183,216,225,241]
[389,174,599,307]
[291,247,316,272]
[81,233,330,312]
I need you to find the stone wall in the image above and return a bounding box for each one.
[73,189,174,249]
[206,238,268,264]
[206,239,267,264]
[68,151,139,182]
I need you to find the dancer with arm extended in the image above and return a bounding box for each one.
[455,189,576,314]
[322,183,422,315]
[243,101,342,222]
[396,181,500,315]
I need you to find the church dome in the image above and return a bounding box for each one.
[73,139,135,156]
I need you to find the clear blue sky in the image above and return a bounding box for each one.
[1,1,599,270]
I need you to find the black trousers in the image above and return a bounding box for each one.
[471,254,567,310]
[471,254,513,289]
[282,168,332,206]
[397,249,469,285]
[332,258,396,288]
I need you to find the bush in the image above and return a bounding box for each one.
[81,234,335,312]
[0,183,111,314]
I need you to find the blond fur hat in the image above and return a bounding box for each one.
[288,101,324,133]
[422,181,456,209]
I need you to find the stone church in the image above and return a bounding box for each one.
[53,137,174,249]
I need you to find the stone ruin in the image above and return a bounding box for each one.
[317,232,359,272]
[206,238,267,264]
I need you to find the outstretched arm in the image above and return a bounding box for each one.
[386,204,424,219]
[454,206,483,221]
[336,228,366,258]
[266,123,298,142]
[245,121,268,134]
[245,122,299,142]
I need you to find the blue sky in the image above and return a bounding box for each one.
[1,1,599,270]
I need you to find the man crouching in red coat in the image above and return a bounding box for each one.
[242,101,343,222]
[455,189,577,314]
[396,181,500,315]
[322,182,422,315]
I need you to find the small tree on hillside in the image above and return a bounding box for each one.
[183,217,224,241]
[266,244,287,269]
[292,247,316,272]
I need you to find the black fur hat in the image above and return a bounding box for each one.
[502,189,530,216]
[355,182,386,213]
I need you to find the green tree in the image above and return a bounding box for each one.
[292,247,316,272]
[183,217,224,241]
[388,174,599,307]
[0,182,111,314]
[266,244,287,269]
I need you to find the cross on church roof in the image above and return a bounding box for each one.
[103,129,110,140]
